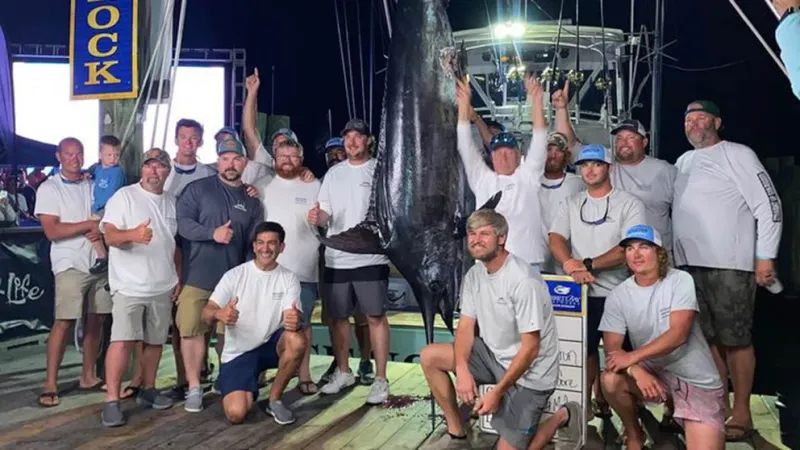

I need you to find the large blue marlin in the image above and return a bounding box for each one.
[318,0,500,345]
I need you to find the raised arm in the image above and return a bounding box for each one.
[521,73,548,176]
[470,107,496,148]
[552,81,579,151]
[243,69,274,167]
[776,7,800,99]
[456,78,493,188]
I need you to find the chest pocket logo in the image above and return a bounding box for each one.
[273,291,285,301]
[295,197,308,206]
[233,201,248,212]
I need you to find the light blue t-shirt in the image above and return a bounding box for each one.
[92,165,126,213]
[777,11,800,100]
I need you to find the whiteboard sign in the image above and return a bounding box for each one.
[477,275,586,446]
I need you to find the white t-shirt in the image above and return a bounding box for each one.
[210,261,300,363]
[163,161,216,198]
[611,157,677,255]
[254,143,276,169]
[457,122,549,265]
[673,141,782,271]
[539,172,585,273]
[549,188,646,297]
[460,253,559,391]
[317,159,390,269]
[242,160,273,185]
[34,176,97,275]
[258,175,322,282]
[100,184,178,297]
[599,269,723,390]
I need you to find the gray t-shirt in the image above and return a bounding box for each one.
[549,188,646,297]
[460,253,559,391]
[599,268,722,390]
[610,157,677,255]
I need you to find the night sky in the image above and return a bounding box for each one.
[1,0,798,174]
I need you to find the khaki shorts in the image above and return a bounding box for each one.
[175,285,213,338]
[111,291,173,345]
[54,269,112,320]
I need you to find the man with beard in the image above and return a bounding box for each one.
[324,137,346,168]
[164,119,217,198]
[35,137,111,407]
[456,74,549,270]
[548,144,646,420]
[539,131,584,274]
[609,119,677,261]
[201,221,306,425]
[420,209,583,449]
[213,128,269,185]
[308,118,387,404]
[256,139,321,395]
[673,101,782,441]
[176,138,264,412]
[99,148,179,427]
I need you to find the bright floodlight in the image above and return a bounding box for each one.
[494,21,526,39]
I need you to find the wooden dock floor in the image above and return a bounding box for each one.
[0,335,788,449]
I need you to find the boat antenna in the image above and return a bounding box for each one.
[333,0,353,119]
[342,0,358,120]
[356,0,367,120]
[599,0,610,129]
[549,0,566,93]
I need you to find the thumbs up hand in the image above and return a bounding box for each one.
[133,218,153,244]
[216,297,240,325]
[307,202,327,226]
[283,300,302,331]
[213,219,234,244]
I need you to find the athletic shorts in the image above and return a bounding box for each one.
[218,330,283,400]
[682,266,756,347]
[53,269,112,320]
[320,265,389,320]
[468,338,553,450]
[110,291,173,345]
[643,362,726,432]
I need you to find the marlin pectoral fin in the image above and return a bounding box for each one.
[316,221,385,255]
[453,190,504,239]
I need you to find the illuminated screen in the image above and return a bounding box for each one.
[12,62,226,167]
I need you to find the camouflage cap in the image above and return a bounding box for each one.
[143,148,171,167]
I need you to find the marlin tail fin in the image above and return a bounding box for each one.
[316,221,385,255]
[453,190,503,239]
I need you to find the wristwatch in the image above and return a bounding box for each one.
[583,257,593,272]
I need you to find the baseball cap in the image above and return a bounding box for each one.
[685,100,721,118]
[216,137,246,156]
[271,128,298,143]
[325,137,344,150]
[143,148,171,167]
[489,132,519,151]
[620,224,663,248]
[341,118,371,137]
[611,119,647,137]
[574,144,612,165]
[214,126,238,141]
[547,132,569,151]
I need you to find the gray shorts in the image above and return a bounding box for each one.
[321,265,389,319]
[469,338,553,450]
[110,291,173,345]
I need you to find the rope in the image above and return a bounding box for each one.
[333,0,353,119]
[149,0,173,150]
[161,0,188,151]
[382,0,393,38]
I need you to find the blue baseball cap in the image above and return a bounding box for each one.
[489,132,519,151]
[575,144,612,165]
[620,224,663,248]
[216,137,246,157]
[214,126,239,141]
[325,137,344,150]
[271,128,298,143]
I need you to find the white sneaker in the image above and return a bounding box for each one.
[366,377,389,405]
[319,368,356,395]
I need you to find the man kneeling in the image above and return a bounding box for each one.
[202,221,306,425]
[599,224,725,450]
[420,210,582,450]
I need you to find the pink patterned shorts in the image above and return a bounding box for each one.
[646,367,726,432]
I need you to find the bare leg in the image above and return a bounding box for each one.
[141,344,164,389]
[587,353,599,420]
[420,343,466,437]
[80,313,106,387]
[171,327,187,386]
[367,315,390,379]
[129,343,144,386]
[331,318,352,372]
[222,391,254,424]
[726,345,755,431]
[104,341,135,402]
[43,320,73,395]
[709,343,731,418]
[181,336,206,389]
[525,407,570,449]
[355,323,372,361]
[215,332,225,374]
[270,331,307,400]
[684,420,725,450]
[298,327,314,382]
[601,370,647,450]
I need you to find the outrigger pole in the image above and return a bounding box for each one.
[727,0,788,78]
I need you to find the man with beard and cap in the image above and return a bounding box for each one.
[673,101,782,441]
[609,119,677,261]
[420,209,583,449]
[308,118,387,404]
[456,73,549,271]
[163,119,217,198]
[324,137,347,168]
[175,137,264,412]
[99,148,179,427]
[539,131,584,274]
[548,144,646,421]
[213,128,269,185]
[255,139,321,395]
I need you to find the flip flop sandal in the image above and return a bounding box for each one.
[592,399,613,418]
[724,418,756,442]
[297,381,318,396]
[38,392,60,408]
[78,381,107,392]
[120,385,140,400]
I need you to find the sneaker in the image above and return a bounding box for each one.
[184,386,204,412]
[366,377,389,405]
[320,360,337,384]
[89,258,108,275]
[101,401,125,427]
[162,384,187,401]
[136,387,174,410]
[265,399,296,425]
[555,401,584,448]
[357,359,375,385]
[319,368,356,395]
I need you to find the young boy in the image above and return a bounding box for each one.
[88,135,126,274]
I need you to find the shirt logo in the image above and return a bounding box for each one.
[233,202,247,212]
[360,181,371,188]
[295,197,308,205]
[97,178,109,189]
[273,292,285,300]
